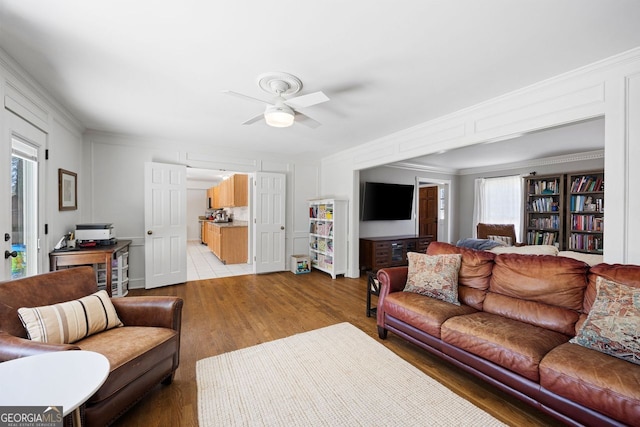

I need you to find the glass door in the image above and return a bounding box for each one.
[11,139,39,278]
[2,110,47,281]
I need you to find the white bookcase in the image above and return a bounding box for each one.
[309,199,348,279]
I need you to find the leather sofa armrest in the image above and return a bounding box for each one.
[376,267,408,330]
[377,267,408,295]
[0,331,80,362]
[111,297,183,331]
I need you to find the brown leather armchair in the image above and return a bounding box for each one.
[0,267,183,426]
[476,223,525,246]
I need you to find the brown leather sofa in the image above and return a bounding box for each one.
[0,267,183,426]
[377,242,640,427]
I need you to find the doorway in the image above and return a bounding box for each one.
[418,186,438,239]
[1,111,46,281]
[416,177,451,243]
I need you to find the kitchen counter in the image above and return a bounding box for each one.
[199,220,248,228]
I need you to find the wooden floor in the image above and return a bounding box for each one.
[112,271,563,427]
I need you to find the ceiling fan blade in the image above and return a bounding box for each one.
[241,112,264,125]
[284,91,329,109]
[222,90,271,105]
[295,111,322,129]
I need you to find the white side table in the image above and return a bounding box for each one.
[0,350,109,426]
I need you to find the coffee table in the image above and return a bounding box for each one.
[0,350,109,426]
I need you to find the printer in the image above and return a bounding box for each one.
[75,223,116,245]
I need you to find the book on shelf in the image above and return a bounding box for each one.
[529,179,560,195]
[570,176,604,193]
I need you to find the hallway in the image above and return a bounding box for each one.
[186,240,253,281]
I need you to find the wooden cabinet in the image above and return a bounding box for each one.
[218,174,248,207]
[566,170,604,254]
[524,174,564,248]
[206,222,247,264]
[212,186,220,209]
[359,235,432,271]
[49,240,131,297]
[207,222,220,258]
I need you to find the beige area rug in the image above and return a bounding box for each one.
[197,322,506,426]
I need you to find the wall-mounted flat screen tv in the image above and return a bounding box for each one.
[361,182,415,221]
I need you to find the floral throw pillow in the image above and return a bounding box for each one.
[570,276,640,365]
[404,253,462,305]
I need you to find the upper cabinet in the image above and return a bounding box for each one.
[218,174,248,207]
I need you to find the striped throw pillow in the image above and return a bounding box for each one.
[18,290,123,344]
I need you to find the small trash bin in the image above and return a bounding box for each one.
[290,255,311,274]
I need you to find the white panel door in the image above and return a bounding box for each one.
[144,162,187,288]
[253,172,286,274]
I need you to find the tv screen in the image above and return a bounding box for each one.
[361,182,415,221]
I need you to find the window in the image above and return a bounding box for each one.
[11,138,39,278]
[473,175,523,240]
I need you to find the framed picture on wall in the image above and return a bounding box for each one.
[58,168,77,211]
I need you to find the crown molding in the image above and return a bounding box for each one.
[0,47,84,132]
[458,149,604,175]
[385,162,458,175]
[386,149,604,176]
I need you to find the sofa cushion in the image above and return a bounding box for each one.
[540,342,640,426]
[486,254,588,334]
[404,252,461,305]
[442,312,570,382]
[570,276,640,365]
[383,292,476,338]
[427,242,495,309]
[17,290,123,344]
[483,293,579,336]
[76,326,178,403]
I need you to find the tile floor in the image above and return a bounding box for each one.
[187,240,253,281]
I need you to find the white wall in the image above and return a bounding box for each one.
[83,131,320,288]
[186,188,207,241]
[322,47,640,277]
[0,49,84,279]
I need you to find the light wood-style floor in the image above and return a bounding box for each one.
[112,271,562,427]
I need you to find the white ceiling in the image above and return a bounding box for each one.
[1,1,640,165]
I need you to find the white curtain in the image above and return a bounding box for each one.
[472,175,523,240]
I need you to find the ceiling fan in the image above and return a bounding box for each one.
[223,72,329,128]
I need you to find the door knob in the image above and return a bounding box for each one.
[147,230,153,235]
[280,226,285,230]
[4,250,17,259]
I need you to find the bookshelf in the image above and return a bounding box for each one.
[566,170,604,254]
[309,199,348,279]
[524,174,564,248]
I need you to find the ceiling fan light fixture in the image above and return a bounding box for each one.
[264,105,295,128]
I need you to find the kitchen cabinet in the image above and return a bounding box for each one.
[212,186,220,209]
[207,186,221,209]
[201,220,208,244]
[218,174,248,207]
[206,222,247,264]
